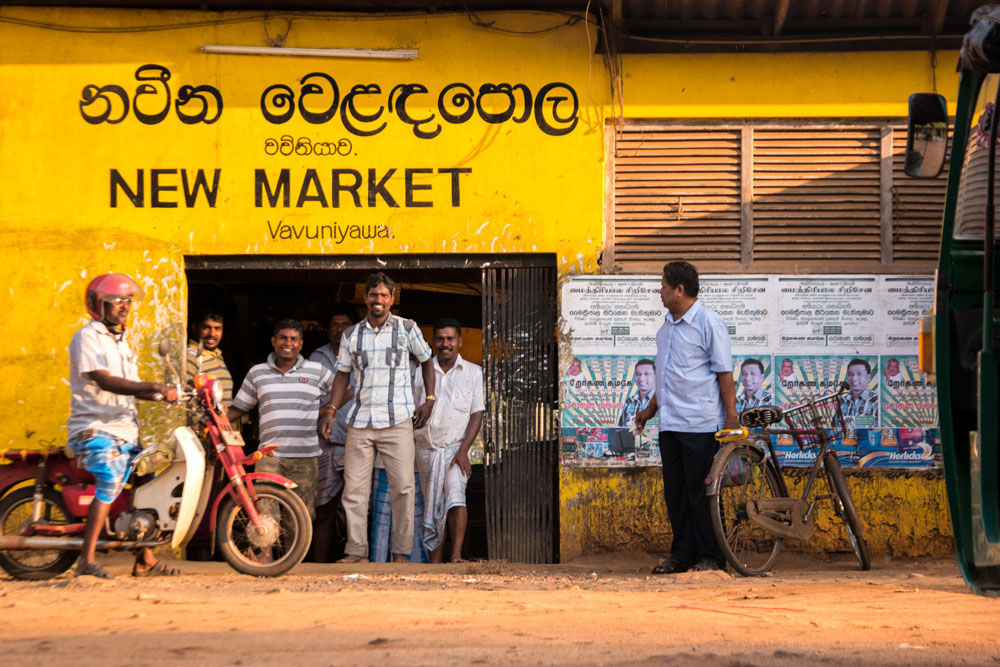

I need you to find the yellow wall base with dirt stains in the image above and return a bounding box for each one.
[560,467,953,561]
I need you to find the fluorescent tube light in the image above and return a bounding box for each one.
[200,45,418,60]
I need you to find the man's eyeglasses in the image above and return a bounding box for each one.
[109,297,133,306]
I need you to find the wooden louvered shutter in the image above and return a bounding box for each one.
[890,123,948,261]
[606,121,944,273]
[609,127,741,271]
[752,127,882,262]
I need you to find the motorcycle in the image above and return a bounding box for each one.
[0,339,312,579]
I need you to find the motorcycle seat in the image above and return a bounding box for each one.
[68,459,96,485]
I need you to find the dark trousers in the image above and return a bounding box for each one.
[659,430,724,565]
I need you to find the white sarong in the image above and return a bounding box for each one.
[420,442,468,553]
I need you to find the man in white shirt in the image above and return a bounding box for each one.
[413,318,484,563]
[68,272,178,579]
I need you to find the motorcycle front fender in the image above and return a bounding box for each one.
[208,471,298,533]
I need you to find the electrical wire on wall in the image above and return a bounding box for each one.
[595,1,625,155]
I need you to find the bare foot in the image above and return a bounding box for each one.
[451,558,468,563]
[337,554,368,564]
[392,554,410,563]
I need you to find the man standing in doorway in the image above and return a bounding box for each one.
[186,311,233,408]
[618,359,655,428]
[413,318,484,563]
[321,273,435,564]
[228,319,334,519]
[308,303,358,562]
[636,261,738,574]
[68,272,179,579]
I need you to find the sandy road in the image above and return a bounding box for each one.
[0,551,997,666]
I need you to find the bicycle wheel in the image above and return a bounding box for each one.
[823,451,871,571]
[709,442,785,576]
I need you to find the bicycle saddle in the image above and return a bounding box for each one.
[739,405,784,428]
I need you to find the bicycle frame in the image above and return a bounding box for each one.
[709,384,870,575]
[710,386,848,542]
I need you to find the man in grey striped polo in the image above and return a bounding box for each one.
[321,272,436,563]
[228,319,334,519]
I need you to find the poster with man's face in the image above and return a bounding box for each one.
[880,355,936,427]
[841,356,879,427]
[560,355,659,463]
[734,356,773,413]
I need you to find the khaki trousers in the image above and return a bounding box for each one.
[343,421,415,557]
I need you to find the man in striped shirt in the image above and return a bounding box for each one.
[321,273,436,563]
[228,319,334,519]
[186,311,233,408]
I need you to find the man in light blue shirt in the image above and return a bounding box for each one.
[636,261,738,574]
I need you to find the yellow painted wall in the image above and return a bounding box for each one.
[560,467,954,561]
[0,8,960,557]
[621,50,958,118]
[0,8,607,451]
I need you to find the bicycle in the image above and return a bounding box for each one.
[706,383,871,576]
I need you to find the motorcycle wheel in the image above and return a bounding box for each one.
[216,482,312,577]
[0,486,78,580]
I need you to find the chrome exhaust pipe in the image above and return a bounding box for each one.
[0,536,168,550]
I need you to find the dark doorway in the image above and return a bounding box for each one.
[185,253,559,563]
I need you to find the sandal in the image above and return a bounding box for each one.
[75,562,114,579]
[132,561,181,577]
[651,558,689,575]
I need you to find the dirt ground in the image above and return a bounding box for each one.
[0,551,998,666]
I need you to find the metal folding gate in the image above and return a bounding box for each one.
[481,264,559,563]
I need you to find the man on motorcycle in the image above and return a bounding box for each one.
[67,272,179,579]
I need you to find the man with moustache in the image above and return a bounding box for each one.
[736,358,772,414]
[618,359,656,428]
[321,272,435,564]
[636,261,738,574]
[68,272,179,579]
[412,318,484,563]
[186,311,233,408]
[842,358,879,419]
[228,319,334,519]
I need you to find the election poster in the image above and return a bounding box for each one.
[560,274,940,469]
[560,355,659,464]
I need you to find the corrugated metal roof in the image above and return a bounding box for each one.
[615,0,980,50]
[2,0,983,50]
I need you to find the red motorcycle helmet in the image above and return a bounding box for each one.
[85,272,144,320]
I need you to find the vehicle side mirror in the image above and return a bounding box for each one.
[157,338,173,357]
[905,93,949,179]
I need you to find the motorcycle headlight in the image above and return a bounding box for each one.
[210,378,225,407]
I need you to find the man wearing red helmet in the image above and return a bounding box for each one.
[68,273,179,579]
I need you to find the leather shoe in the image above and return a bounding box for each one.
[690,559,725,572]
[651,558,690,575]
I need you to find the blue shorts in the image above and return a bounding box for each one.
[68,432,141,503]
